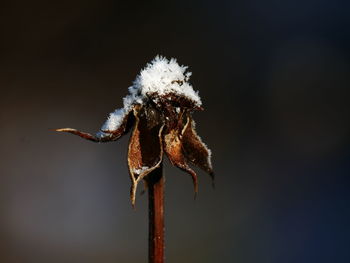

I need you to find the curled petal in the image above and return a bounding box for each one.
[55,128,103,142]
[55,109,134,142]
[181,116,214,186]
[128,105,164,207]
[164,129,198,196]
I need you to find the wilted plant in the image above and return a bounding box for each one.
[56,56,213,263]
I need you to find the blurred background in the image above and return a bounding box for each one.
[1,0,350,262]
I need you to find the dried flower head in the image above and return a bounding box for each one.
[56,56,213,206]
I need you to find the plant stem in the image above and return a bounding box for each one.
[147,164,165,263]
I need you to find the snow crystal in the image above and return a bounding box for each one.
[133,55,202,106]
[97,55,201,138]
[132,166,150,175]
[101,108,128,131]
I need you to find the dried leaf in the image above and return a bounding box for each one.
[56,110,134,142]
[164,128,198,195]
[181,116,214,185]
[128,106,164,207]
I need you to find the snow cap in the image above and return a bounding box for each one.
[133,55,201,106]
[98,55,201,136]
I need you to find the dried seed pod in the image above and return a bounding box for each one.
[56,56,213,206]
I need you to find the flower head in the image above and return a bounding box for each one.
[56,56,213,206]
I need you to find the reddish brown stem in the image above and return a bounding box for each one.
[147,165,165,263]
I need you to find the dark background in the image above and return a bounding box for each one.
[1,1,350,262]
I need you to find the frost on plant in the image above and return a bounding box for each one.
[56,56,213,206]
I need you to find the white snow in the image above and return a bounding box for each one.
[133,55,202,106]
[97,55,201,138]
[132,166,150,175]
[100,108,128,132]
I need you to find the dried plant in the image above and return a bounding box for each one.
[56,56,213,263]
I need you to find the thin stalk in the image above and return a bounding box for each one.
[147,164,165,263]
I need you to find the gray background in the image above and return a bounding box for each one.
[1,0,349,262]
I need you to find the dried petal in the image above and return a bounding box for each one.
[55,110,134,142]
[181,116,214,185]
[128,105,164,207]
[163,128,198,195]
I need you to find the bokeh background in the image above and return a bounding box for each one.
[1,0,350,262]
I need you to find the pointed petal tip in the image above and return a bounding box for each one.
[54,128,102,142]
[130,184,137,209]
[130,196,137,209]
[210,171,215,189]
[193,189,198,200]
[189,169,199,198]
[211,180,215,189]
[131,201,136,209]
[54,128,75,132]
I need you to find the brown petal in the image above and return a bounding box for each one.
[128,106,164,207]
[55,110,134,142]
[163,128,198,195]
[181,116,214,186]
